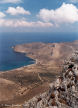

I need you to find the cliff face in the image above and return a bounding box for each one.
[23,51,78,108]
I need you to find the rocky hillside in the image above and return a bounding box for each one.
[23,51,78,108]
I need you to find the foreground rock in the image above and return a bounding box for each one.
[0,41,78,107]
[23,51,78,108]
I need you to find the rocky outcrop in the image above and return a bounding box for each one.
[23,51,78,108]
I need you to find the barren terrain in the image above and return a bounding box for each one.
[0,40,78,108]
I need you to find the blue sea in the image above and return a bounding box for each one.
[0,32,78,71]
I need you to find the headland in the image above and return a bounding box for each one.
[0,40,78,108]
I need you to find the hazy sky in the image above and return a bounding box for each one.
[0,0,78,32]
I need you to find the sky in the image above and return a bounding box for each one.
[0,0,78,32]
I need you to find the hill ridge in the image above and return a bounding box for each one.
[23,51,78,108]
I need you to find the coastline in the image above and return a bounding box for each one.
[0,53,36,73]
[0,40,78,72]
[0,40,78,106]
[1,40,78,72]
[0,54,38,73]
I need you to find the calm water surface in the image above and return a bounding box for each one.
[0,32,78,71]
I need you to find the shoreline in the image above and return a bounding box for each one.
[0,40,78,73]
[0,40,78,105]
[0,52,36,73]
[0,57,37,73]
[0,60,36,73]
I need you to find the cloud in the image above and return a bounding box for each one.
[0,19,53,28]
[69,0,78,3]
[6,6,30,15]
[0,12,6,18]
[37,3,78,25]
[0,0,22,4]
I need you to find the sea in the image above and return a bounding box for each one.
[0,32,78,71]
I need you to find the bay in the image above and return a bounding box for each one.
[0,32,78,71]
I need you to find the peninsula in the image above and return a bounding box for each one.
[0,40,78,108]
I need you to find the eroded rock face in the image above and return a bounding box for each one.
[23,51,78,108]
